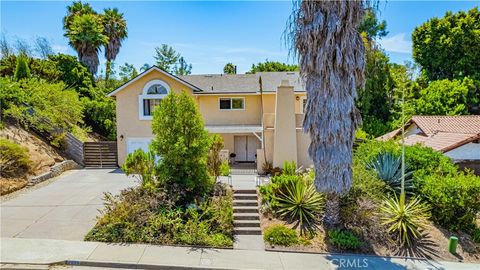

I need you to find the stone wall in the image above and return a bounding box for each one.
[29,160,81,186]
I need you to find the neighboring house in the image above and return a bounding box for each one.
[108,66,312,172]
[378,115,480,174]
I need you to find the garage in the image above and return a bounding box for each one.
[126,137,153,154]
[234,135,261,162]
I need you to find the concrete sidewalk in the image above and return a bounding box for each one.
[1,238,478,270]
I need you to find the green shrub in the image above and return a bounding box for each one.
[1,77,84,135]
[276,180,324,232]
[417,173,480,232]
[14,54,30,80]
[380,195,430,246]
[355,140,457,178]
[282,160,297,175]
[219,161,230,176]
[328,229,362,250]
[259,174,300,208]
[472,228,480,243]
[207,134,224,180]
[264,225,298,246]
[0,138,30,178]
[122,149,157,193]
[85,187,234,247]
[151,92,213,202]
[365,152,413,194]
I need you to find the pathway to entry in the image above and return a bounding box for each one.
[220,167,265,250]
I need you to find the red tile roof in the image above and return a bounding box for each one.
[378,116,480,152]
[411,115,480,135]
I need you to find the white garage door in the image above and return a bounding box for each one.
[127,137,153,154]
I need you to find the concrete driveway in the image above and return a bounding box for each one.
[0,169,136,241]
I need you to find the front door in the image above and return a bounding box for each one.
[234,135,260,162]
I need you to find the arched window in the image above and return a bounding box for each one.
[138,80,170,120]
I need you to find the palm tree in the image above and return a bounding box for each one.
[63,1,95,30]
[103,8,128,81]
[288,1,366,227]
[65,13,108,75]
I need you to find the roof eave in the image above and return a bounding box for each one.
[107,66,202,97]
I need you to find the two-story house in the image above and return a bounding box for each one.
[108,66,313,172]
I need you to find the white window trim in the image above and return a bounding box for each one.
[218,97,245,111]
[138,80,170,120]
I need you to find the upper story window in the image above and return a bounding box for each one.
[219,97,245,110]
[139,80,170,120]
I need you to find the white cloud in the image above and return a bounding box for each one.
[378,33,412,54]
[52,44,68,54]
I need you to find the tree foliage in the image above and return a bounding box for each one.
[174,57,192,75]
[151,91,213,202]
[13,54,30,81]
[358,8,388,40]
[33,37,54,59]
[412,7,480,81]
[1,77,83,133]
[65,13,108,75]
[357,35,394,137]
[103,8,128,81]
[118,62,138,82]
[223,63,236,74]
[248,60,298,73]
[207,134,224,181]
[154,44,180,73]
[414,77,478,116]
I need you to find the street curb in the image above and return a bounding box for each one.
[264,247,431,261]
[63,260,252,270]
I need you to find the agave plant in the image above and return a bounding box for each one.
[366,152,414,194]
[380,194,430,246]
[276,180,324,233]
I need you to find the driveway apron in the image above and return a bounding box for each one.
[0,169,136,241]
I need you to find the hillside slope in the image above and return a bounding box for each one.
[0,124,65,194]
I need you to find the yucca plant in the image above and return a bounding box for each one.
[380,194,430,246]
[282,160,297,176]
[276,180,324,233]
[366,152,414,195]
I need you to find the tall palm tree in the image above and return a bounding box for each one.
[65,13,108,75]
[288,1,366,227]
[63,1,95,31]
[103,8,128,81]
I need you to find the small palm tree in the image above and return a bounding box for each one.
[103,8,128,81]
[65,13,108,75]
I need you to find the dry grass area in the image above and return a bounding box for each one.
[0,124,65,195]
[259,199,480,263]
[0,178,28,195]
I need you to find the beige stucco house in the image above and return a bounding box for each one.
[108,66,313,172]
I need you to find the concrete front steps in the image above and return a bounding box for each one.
[233,189,261,236]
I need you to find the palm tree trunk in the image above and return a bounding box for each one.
[105,60,111,82]
[323,192,341,228]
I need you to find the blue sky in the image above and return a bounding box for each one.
[1,1,478,74]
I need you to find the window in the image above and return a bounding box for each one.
[219,98,244,110]
[143,99,162,116]
[301,97,307,113]
[139,80,170,120]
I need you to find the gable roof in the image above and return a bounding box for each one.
[377,115,480,153]
[179,72,304,94]
[107,66,202,97]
